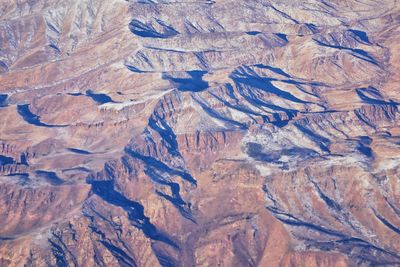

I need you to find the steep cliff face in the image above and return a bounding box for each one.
[0,0,400,266]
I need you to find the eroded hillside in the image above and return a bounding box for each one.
[0,0,400,266]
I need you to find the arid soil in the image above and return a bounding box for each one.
[0,0,400,266]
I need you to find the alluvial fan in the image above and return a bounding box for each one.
[0,0,400,266]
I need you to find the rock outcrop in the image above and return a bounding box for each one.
[0,0,399,266]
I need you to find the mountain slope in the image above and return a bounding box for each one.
[0,0,400,266]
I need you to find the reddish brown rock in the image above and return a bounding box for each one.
[0,0,400,266]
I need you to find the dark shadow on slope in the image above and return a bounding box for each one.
[129,19,179,39]
[0,155,14,165]
[148,116,181,157]
[246,31,261,36]
[374,212,400,235]
[145,165,196,223]
[320,0,336,9]
[254,64,291,78]
[125,148,197,185]
[355,136,373,158]
[268,4,299,24]
[156,190,195,223]
[0,61,9,73]
[192,96,248,129]
[48,239,69,267]
[0,237,15,241]
[153,251,176,267]
[49,43,61,53]
[337,239,400,265]
[86,90,115,104]
[163,71,209,92]
[88,180,179,249]
[67,148,92,155]
[49,232,78,267]
[230,70,309,104]
[385,198,400,217]
[35,170,64,185]
[84,217,137,267]
[313,39,378,65]
[246,142,318,163]
[356,87,398,106]
[224,83,240,102]
[100,240,137,267]
[309,179,341,211]
[62,167,91,173]
[305,23,319,34]
[0,94,8,107]
[266,207,400,263]
[275,33,288,42]
[267,206,347,237]
[357,144,373,158]
[208,91,266,123]
[125,64,148,73]
[271,118,289,128]
[146,168,184,205]
[354,109,376,129]
[234,82,299,120]
[17,104,67,127]
[246,143,280,163]
[294,123,331,152]
[313,237,400,265]
[67,92,84,96]
[20,153,28,166]
[348,29,371,44]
